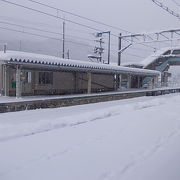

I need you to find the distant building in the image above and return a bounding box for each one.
[122,47,180,85]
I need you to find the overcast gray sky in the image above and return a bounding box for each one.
[0,0,180,63]
[1,0,180,31]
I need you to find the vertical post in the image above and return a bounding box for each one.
[137,76,140,88]
[4,65,7,96]
[107,31,111,64]
[87,72,92,94]
[3,44,7,53]
[127,74,131,89]
[74,72,79,93]
[116,74,121,90]
[119,74,122,89]
[62,21,65,59]
[99,38,103,63]
[118,33,122,66]
[116,74,118,90]
[115,74,118,90]
[67,49,70,59]
[153,76,158,88]
[16,65,21,98]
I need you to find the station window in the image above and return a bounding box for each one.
[21,72,32,83]
[39,72,53,85]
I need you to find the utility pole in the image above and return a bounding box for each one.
[88,31,110,64]
[99,31,111,64]
[62,21,65,58]
[118,33,122,66]
[3,44,7,53]
[98,37,103,62]
[88,33,104,63]
[107,31,111,64]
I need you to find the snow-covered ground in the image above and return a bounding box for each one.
[1,94,180,180]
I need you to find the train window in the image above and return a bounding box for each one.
[39,72,53,85]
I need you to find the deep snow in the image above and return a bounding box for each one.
[0,94,180,180]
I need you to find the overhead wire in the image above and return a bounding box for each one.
[0,0,122,38]
[0,26,95,47]
[0,20,95,42]
[25,0,131,33]
[0,15,60,29]
[109,49,146,59]
[150,0,180,20]
[0,0,104,32]
[0,0,159,56]
[0,15,95,37]
[25,0,162,54]
[123,53,146,59]
[1,0,151,46]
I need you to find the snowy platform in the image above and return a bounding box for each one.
[0,87,180,103]
[0,87,180,113]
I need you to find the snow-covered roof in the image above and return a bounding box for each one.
[121,62,143,67]
[0,51,159,76]
[140,46,180,68]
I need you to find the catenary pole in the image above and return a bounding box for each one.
[118,33,122,66]
[107,31,111,64]
[62,21,65,59]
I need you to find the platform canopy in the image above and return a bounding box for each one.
[0,50,160,76]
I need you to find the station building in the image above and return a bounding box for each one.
[0,51,160,98]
